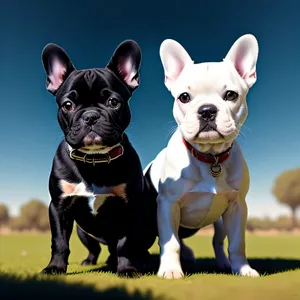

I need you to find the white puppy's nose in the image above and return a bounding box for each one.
[198,104,218,122]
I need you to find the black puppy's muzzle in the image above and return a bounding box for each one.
[82,110,100,126]
[67,108,125,149]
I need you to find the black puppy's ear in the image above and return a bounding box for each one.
[106,40,141,91]
[42,43,75,95]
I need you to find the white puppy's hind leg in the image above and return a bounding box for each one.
[180,239,195,263]
[222,199,259,277]
[213,217,231,270]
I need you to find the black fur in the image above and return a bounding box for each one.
[40,40,157,277]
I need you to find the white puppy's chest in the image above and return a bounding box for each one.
[147,130,246,230]
[179,176,240,229]
[179,162,242,228]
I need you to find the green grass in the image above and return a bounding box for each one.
[0,233,300,300]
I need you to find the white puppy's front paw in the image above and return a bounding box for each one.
[232,264,260,277]
[158,267,184,279]
[158,260,184,279]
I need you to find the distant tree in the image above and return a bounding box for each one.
[247,216,274,231]
[273,215,293,230]
[37,213,50,231]
[0,203,9,227]
[19,199,49,231]
[9,216,29,231]
[272,168,300,229]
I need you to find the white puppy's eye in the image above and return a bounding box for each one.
[224,91,238,101]
[178,92,191,103]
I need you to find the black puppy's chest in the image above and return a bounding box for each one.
[87,182,128,213]
[60,175,128,209]
[62,178,130,239]
[52,139,143,239]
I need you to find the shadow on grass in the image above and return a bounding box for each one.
[0,273,164,300]
[183,257,300,276]
[69,255,300,277]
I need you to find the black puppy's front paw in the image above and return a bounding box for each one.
[136,250,154,271]
[40,265,67,275]
[106,254,117,268]
[117,263,141,278]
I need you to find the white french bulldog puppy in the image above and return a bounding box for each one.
[144,34,259,279]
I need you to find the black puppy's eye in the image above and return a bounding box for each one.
[62,101,74,112]
[178,92,191,103]
[224,91,238,101]
[108,98,120,109]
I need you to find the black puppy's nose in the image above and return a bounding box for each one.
[82,110,100,126]
[198,104,218,122]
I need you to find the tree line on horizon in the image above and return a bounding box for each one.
[0,199,49,231]
[0,168,299,232]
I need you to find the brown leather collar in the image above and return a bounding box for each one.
[182,137,232,177]
[182,137,232,164]
[69,145,124,165]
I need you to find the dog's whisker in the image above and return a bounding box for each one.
[240,124,252,133]
[166,125,178,139]
[237,129,247,141]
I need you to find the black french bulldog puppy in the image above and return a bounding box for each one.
[40,40,157,277]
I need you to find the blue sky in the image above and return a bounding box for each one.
[0,0,299,218]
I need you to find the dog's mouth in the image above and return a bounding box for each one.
[83,131,103,146]
[79,131,107,153]
[193,123,226,142]
[198,123,224,137]
[199,123,218,133]
[79,131,123,154]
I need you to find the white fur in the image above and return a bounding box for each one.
[147,34,259,279]
[59,180,127,215]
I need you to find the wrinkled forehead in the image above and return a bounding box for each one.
[57,68,131,101]
[173,62,244,96]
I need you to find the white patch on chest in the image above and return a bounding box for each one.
[59,180,127,214]
[148,131,247,229]
[178,163,241,229]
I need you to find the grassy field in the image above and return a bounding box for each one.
[0,232,300,300]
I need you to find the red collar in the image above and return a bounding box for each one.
[182,137,232,164]
[69,144,124,165]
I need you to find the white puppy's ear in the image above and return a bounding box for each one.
[160,39,193,91]
[224,34,259,88]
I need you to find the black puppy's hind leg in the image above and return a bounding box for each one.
[76,225,101,265]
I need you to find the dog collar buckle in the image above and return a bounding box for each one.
[191,147,197,159]
[182,137,231,178]
[210,156,223,177]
